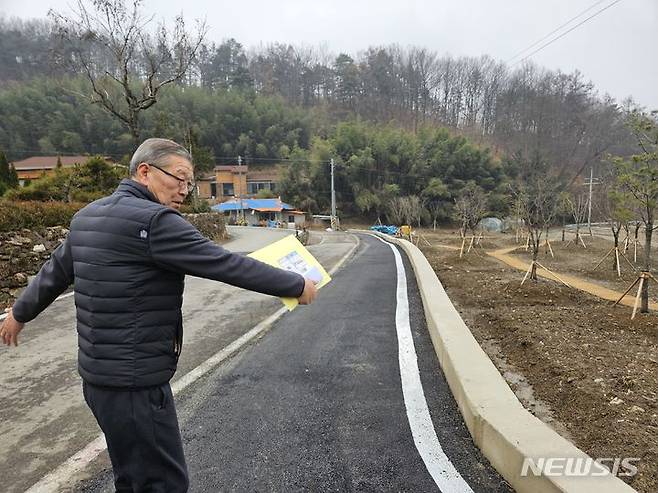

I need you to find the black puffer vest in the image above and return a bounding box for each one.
[69,179,183,388]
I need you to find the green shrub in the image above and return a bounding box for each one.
[5,156,126,202]
[180,197,211,213]
[0,201,84,231]
[4,170,69,201]
[183,212,227,241]
[255,189,277,199]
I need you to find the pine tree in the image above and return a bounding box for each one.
[8,163,18,188]
[0,151,18,189]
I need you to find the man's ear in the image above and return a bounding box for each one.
[134,162,150,185]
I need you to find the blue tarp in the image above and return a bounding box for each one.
[480,217,503,232]
[370,225,399,235]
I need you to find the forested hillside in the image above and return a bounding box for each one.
[0,13,643,220]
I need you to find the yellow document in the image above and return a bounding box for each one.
[248,234,331,310]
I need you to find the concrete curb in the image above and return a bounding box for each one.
[372,232,636,493]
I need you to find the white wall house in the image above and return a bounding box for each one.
[212,198,306,229]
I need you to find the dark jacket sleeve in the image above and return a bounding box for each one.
[149,210,305,298]
[12,238,74,323]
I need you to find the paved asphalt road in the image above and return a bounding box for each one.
[80,234,511,492]
[0,228,354,493]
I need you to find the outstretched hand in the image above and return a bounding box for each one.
[297,278,318,305]
[1,308,24,347]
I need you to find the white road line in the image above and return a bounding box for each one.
[24,233,360,492]
[26,306,288,493]
[372,234,474,493]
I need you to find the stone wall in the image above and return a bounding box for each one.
[184,212,228,242]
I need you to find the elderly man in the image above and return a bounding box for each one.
[1,138,317,492]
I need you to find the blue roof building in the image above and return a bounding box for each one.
[211,198,295,212]
[212,198,305,228]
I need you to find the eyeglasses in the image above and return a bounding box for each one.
[149,163,196,193]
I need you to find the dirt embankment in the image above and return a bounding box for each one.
[419,231,657,492]
[0,227,69,310]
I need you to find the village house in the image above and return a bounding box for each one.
[196,164,280,203]
[212,198,306,229]
[11,155,115,186]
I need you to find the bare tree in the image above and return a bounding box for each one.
[404,47,437,131]
[564,192,589,248]
[404,195,424,227]
[594,174,634,275]
[516,183,561,281]
[386,196,407,225]
[513,153,563,282]
[454,183,488,256]
[427,202,443,230]
[386,195,423,227]
[454,183,487,236]
[50,0,206,144]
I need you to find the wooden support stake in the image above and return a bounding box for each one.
[579,234,587,248]
[536,262,571,288]
[615,248,621,278]
[545,239,554,258]
[467,235,475,253]
[459,236,466,258]
[592,247,614,271]
[631,276,645,320]
[614,276,640,307]
[521,261,534,286]
[620,251,637,272]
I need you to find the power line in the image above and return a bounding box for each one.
[214,155,323,164]
[5,149,325,164]
[5,149,127,158]
[505,0,607,64]
[511,0,624,67]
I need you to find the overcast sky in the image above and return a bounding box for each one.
[1,0,656,110]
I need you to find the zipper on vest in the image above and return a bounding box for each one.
[174,312,183,361]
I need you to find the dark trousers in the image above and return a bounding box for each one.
[83,381,189,492]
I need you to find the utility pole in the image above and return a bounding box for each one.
[237,155,245,224]
[330,158,337,230]
[187,127,197,200]
[584,167,600,236]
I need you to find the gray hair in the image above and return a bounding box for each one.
[129,138,193,176]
